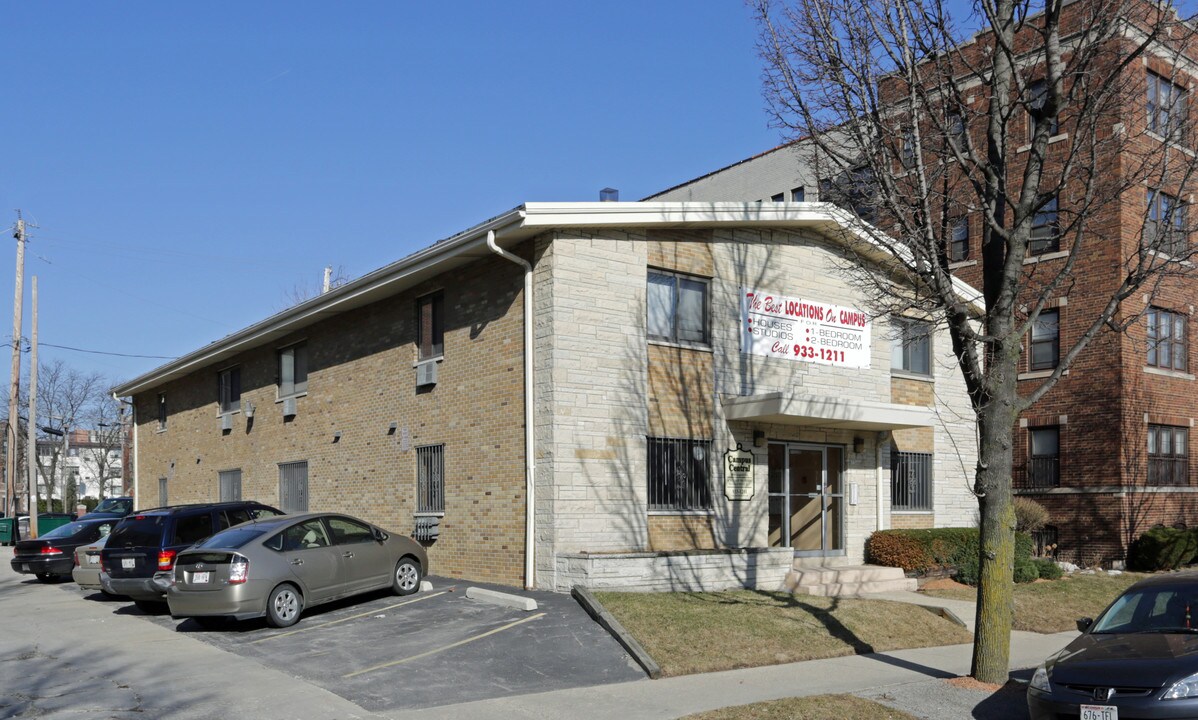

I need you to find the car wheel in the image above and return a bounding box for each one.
[392,557,421,596]
[133,600,165,614]
[35,573,58,583]
[266,584,303,628]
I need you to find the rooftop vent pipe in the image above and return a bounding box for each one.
[599,187,619,202]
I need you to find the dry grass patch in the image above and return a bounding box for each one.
[921,572,1146,633]
[593,590,972,676]
[681,694,919,720]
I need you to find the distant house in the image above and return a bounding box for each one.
[36,429,123,503]
[113,202,979,591]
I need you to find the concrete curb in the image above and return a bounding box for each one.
[572,585,662,680]
[465,586,538,611]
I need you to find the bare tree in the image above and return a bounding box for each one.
[29,361,107,510]
[756,0,1197,682]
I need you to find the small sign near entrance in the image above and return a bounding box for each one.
[724,445,755,501]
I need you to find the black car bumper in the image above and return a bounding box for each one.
[10,556,74,576]
[106,573,174,602]
[1029,687,1198,719]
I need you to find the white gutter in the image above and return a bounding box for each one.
[485,230,536,591]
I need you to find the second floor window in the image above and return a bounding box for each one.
[1147,307,1188,372]
[1029,309,1060,371]
[949,217,969,262]
[1147,189,1187,256]
[647,270,709,345]
[217,366,240,414]
[278,342,309,397]
[157,393,167,430]
[1029,196,1060,255]
[890,318,931,376]
[417,292,444,361]
[1148,71,1188,142]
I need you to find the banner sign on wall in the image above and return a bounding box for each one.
[740,288,872,368]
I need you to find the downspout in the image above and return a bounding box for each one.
[876,431,889,532]
[486,230,536,590]
[113,393,139,506]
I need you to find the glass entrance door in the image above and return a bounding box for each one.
[768,442,844,555]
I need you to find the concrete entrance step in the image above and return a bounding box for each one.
[783,564,917,597]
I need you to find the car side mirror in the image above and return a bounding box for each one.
[1076,617,1093,632]
[373,527,388,542]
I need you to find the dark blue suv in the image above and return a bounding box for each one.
[101,501,283,610]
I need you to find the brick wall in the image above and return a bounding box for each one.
[134,249,530,587]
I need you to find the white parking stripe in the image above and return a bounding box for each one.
[248,590,449,644]
[343,611,547,679]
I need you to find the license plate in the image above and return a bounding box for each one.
[1081,704,1118,720]
[21,564,29,572]
[88,555,99,565]
[122,558,135,569]
[192,571,211,584]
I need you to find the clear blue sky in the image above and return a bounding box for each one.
[1,1,777,386]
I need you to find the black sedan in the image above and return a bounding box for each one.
[1029,571,1198,719]
[10,517,120,582]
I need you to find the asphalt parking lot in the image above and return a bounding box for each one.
[69,576,643,712]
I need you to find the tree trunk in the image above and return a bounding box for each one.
[971,377,1019,683]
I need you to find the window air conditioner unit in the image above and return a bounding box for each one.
[282,397,298,418]
[416,361,438,387]
[220,414,234,431]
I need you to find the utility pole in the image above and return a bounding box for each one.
[26,276,37,537]
[5,213,27,519]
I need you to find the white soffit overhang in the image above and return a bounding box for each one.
[113,201,982,398]
[721,391,936,431]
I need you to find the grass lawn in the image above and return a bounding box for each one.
[680,694,918,720]
[922,572,1146,633]
[593,590,972,676]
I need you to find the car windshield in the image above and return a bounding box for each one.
[92,498,132,514]
[107,516,165,548]
[1092,585,1198,633]
[40,521,90,539]
[196,527,267,549]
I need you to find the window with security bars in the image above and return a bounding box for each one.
[890,450,933,511]
[647,438,711,511]
[416,444,445,514]
[1026,427,1061,489]
[1149,425,1189,486]
[219,469,242,502]
[1032,525,1059,558]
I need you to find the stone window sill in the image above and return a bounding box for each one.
[1145,366,1195,381]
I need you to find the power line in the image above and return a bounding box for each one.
[35,342,176,360]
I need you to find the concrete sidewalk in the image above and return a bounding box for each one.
[381,630,1068,720]
[0,548,1067,720]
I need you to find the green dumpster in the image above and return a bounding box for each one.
[38,515,71,535]
[0,517,15,545]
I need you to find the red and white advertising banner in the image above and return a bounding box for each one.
[740,288,872,368]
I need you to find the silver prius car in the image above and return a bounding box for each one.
[166,513,428,628]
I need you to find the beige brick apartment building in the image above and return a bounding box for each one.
[113,202,979,590]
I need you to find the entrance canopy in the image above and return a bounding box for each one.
[722,391,934,431]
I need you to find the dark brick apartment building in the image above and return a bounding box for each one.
[652,0,1198,566]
